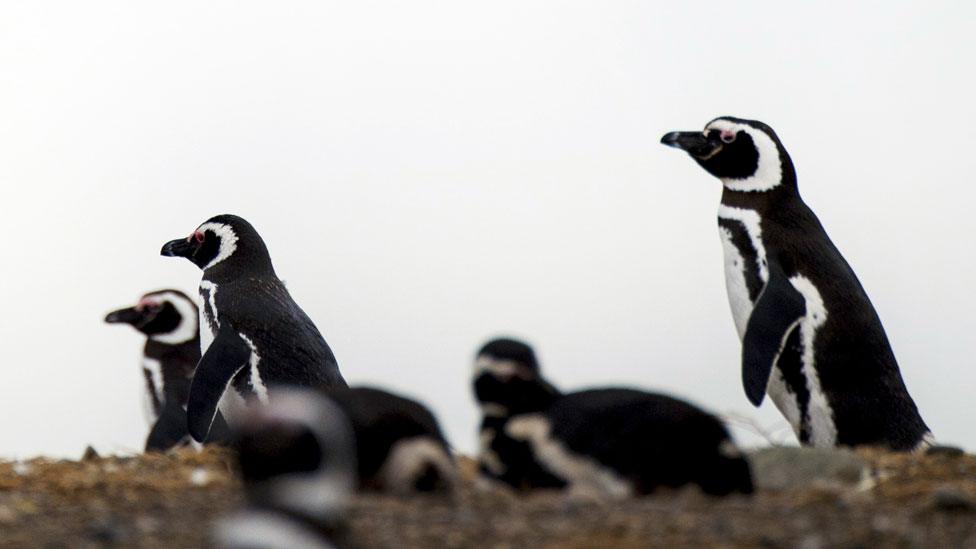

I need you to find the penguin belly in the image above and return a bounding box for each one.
[718,226,755,338]
[717,216,808,442]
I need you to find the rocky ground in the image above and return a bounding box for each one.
[1,446,975,548]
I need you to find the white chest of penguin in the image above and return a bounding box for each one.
[716,205,837,447]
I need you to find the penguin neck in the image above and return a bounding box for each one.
[144,335,201,361]
[203,256,277,285]
[719,158,799,213]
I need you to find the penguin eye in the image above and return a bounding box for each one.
[720,130,736,143]
[193,231,205,244]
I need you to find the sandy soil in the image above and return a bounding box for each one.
[1,447,975,548]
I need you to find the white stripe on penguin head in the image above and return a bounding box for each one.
[147,291,199,345]
[705,119,783,192]
[197,222,239,270]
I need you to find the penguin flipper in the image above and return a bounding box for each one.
[145,400,189,452]
[742,263,806,407]
[205,410,233,446]
[187,324,251,442]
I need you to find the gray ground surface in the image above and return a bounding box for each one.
[1,447,975,548]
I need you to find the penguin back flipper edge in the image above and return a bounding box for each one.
[741,261,806,406]
[187,323,251,442]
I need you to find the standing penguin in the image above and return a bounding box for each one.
[161,214,347,442]
[105,289,229,450]
[474,338,753,497]
[661,117,930,450]
[215,388,356,549]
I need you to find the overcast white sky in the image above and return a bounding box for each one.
[1,2,974,459]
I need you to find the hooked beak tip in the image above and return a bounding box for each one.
[160,238,192,258]
[660,131,684,148]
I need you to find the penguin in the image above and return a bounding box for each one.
[215,388,356,549]
[160,214,347,442]
[324,386,456,494]
[105,289,229,451]
[661,116,931,450]
[473,338,753,497]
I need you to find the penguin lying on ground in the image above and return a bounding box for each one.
[215,388,356,549]
[473,338,753,497]
[325,386,456,494]
[161,214,347,442]
[661,117,931,450]
[104,289,229,451]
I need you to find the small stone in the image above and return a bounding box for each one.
[11,462,31,476]
[81,446,100,461]
[190,467,210,486]
[926,445,965,458]
[930,486,976,512]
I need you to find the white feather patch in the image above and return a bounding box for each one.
[198,280,218,355]
[474,356,522,379]
[480,403,508,418]
[148,291,199,345]
[197,222,239,270]
[506,414,632,499]
[378,436,456,494]
[478,428,506,475]
[764,328,804,435]
[238,333,270,404]
[789,275,837,447]
[718,226,753,339]
[717,205,768,285]
[705,119,784,192]
[215,511,336,549]
[142,358,164,424]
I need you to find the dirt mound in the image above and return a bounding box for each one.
[1,447,975,548]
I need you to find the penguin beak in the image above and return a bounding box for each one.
[161,238,196,258]
[660,131,720,158]
[104,307,143,325]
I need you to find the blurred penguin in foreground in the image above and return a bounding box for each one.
[216,389,356,549]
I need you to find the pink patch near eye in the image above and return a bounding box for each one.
[193,231,205,243]
[135,298,159,311]
[720,130,736,143]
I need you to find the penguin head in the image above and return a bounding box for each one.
[161,214,274,277]
[661,117,795,192]
[105,289,199,345]
[232,388,357,526]
[473,338,561,418]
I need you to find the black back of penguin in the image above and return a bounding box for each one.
[161,214,347,442]
[325,386,456,493]
[105,289,200,451]
[473,338,752,496]
[545,388,752,496]
[662,117,930,450]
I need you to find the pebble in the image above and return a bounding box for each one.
[190,468,210,486]
[926,445,965,458]
[930,486,976,512]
